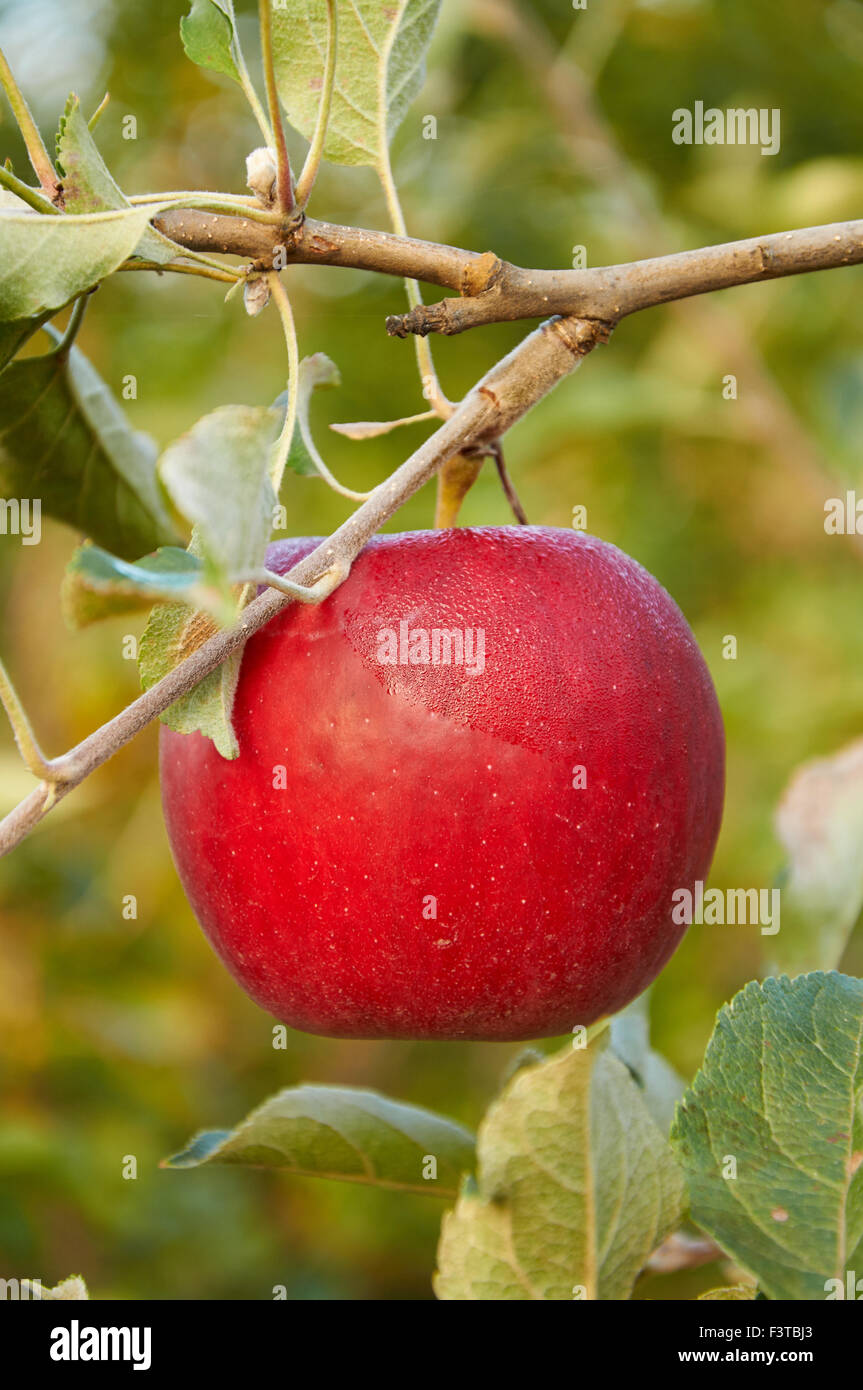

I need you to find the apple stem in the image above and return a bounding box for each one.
[491,441,529,525]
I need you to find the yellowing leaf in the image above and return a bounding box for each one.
[435,1039,685,1300]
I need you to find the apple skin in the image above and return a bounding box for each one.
[160,526,724,1041]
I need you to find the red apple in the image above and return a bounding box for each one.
[160,527,724,1040]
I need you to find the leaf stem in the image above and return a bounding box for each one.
[0,45,58,194]
[229,10,273,145]
[258,0,294,213]
[268,271,372,501]
[294,0,337,209]
[129,191,258,206]
[377,150,450,419]
[0,658,57,782]
[267,271,300,490]
[236,563,351,604]
[162,245,244,277]
[88,92,110,130]
[157,192,284,224]
[117,260,240,284]
[296,415,373,502]
[0,162,59,214]
[55,295,89,355]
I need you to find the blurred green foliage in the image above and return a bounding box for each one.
[0,0,861,1299]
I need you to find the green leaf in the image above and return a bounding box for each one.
[699,1285,757,1301]
[180,0,241,83]
[0,312,52,372]
[272,0,442,168]
[138,591,242,761]
[158,404,282,579]
[0,204,161,321]
[0,337,179,559]
[56,94,178,264]
[163,1084,475,1197]
[610,992,686,1135]
[671,973,863,1301]
[772,738,863,974]
[435,1038,686,1300]
[0,194,55,362]
[62,543,226,629]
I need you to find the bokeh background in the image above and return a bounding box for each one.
[1,0,862,1299]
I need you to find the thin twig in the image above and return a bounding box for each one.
[492,441,528,524]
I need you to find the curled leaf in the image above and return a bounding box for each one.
[330,409,437,440]
[163,1084,475,1198]
[180,0,241,83]
[62,543,226,629]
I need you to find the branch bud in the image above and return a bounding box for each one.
[243,276,271,317]
[245,147,278,206]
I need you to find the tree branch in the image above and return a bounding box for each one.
[153,208,482,289]
[0,316,604,858]
[153,209,863,338]
[385,221,863,336]
[3,194,860,856]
